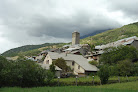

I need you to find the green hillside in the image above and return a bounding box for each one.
[80,22,138,45]
[2,43,65,57]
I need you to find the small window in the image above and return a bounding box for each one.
[78,65,80,69]
[72,61,75,66]
[46,60,49,64]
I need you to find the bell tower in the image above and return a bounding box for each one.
[72,31,80,45]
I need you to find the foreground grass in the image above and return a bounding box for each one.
[1,81,138,92]
[93,80,138,90]
[0,87,136,92]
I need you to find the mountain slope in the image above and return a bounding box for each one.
[80,29,111,39]
[80,22,138,45]
[2,43,64,57]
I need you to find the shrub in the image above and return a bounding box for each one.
[89,60,98,66]
[53,58,69,72]
[117,59,133,76]
[100,46,138,65]
[49,62,56,75]
[108,65,119,76]
[0,56,52,87]
[46,70,55,84]
[98,65,110,84]
[132,62,138,76]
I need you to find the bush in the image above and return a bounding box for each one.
[0,56,11,87]
[0,56,54,87]
[132,62,138,76]
[117,59,133,76]
[100,46,138,65]
[98,65,110,84]
[89,60,98,66]
[49,62,56,76]
[108,65,119,76]
[46,70,55,84]
[53,58,69,72]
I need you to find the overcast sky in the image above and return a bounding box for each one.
[0,0,138,53]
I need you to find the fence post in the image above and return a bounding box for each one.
[126,75,129,82]
[92,76,94,85]
[58,77,60,86]
[100,79,102,85]
[76,76,78,86]
[118,76,120,83]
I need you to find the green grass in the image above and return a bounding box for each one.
[1,81,138,92]
[93,81,138,90]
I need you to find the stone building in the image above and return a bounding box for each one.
[72,31,80,45]
[43,52,98,76]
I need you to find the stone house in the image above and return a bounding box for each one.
[43,52,98,76]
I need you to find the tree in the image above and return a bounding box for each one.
[0,56,11,87]
[45,70,54,84]
[53,58,68,72]
[49,62,56,74]
[100,46,138,65]
[0,56,48,87]
[108,65,119,76]
[117,59,133,76]
[98,65,110,84]
[15,59,47,87]
[132,62,138,76]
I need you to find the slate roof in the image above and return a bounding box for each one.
[48,52,98,71]
[95,36,138,50]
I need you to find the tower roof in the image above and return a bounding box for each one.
[72,31,79,33]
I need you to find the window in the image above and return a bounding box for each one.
[72,61,75,66]
[46,60,49,64]
[78,65,80,69]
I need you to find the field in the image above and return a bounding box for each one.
[1,81,138,92]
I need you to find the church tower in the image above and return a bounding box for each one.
[72,31,80,45]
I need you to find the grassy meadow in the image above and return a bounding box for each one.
[1,81,138,92]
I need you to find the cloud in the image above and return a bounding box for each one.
[107,0,138,19]
[0,0,138,53]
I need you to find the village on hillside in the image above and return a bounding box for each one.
[1,31,138,89]
[22,31,138,77]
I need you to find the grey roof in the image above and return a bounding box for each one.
[38,63,62,71]
[63,47,80,51]
[70,50,80,54]
[95,36,138,50]
[40,50,48,54]
[48,52,98,71]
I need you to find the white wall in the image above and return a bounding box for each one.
[43,54,52,64]
[65,60,73,69]
[73,62,85,75]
